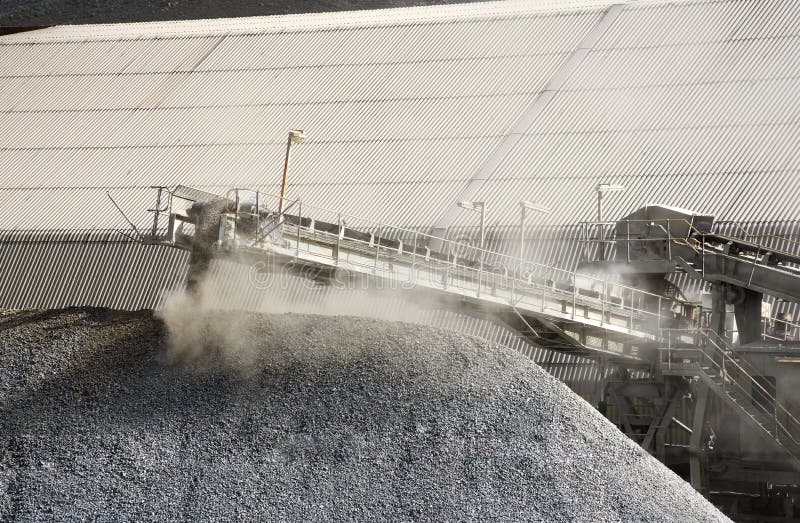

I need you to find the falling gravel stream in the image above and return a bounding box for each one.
[0,308,729,521]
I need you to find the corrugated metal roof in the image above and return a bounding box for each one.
[1,0,798,237]
[0,0,616,43]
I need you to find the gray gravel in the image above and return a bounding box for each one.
[0,308,729,522]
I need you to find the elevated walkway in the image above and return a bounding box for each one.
[165,188,673,365]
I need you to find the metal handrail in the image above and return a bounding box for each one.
[580,216,800,268]
[262,199,673,310]
[715,220,800,253]
[578,217,800,300]
[232,199,671,342]
[663,327,800,452]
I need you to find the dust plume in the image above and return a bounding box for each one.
[155,255,443,368]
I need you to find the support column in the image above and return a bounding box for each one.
[734,288,763,345]
[709,283,727,338]
[690,384,710,491]
[642,383,682,457]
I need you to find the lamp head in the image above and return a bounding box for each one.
[596,183,625,194]
[288,129,306,143]
[519,201,551,214]
[458,201,485,212]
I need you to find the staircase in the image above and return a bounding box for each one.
[659,328,800,469]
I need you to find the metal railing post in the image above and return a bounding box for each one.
[701,235,705,278]
[296,201,302,256]
[234,188,239,246]
[255,190,260,243]
[511,273,515,306]
[541,281,546,312]
[626,220,631,263]
[375,224,382,271]
[572,273,577,320]
[581,222,587,263]
[667,329,672,371]
[443,239,449,290]
[629,288,634,330]
[657,296,662,331]
[601,280,606,326]
[667,219,672,260]
[411,231,418,283]
[336,213,342,264]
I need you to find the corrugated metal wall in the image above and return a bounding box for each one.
[0,231,188,310]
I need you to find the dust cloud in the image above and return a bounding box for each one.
[155,257,441,367]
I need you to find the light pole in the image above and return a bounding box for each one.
[279,129,306,214]
[595,183,625,261]
[519,201,550,260]
[458,201,486,272]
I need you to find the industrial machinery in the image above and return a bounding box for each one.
[582,205,800,518]
[152,188,800,518]
[163,187,683,361]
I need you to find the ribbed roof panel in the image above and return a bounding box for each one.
[1,0,798,240]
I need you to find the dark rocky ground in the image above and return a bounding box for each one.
[0,0,487,27]
[0,307,729,521]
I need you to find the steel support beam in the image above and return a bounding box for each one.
[690,384,710,491]
[642,384,682,455]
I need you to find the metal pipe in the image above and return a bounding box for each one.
[279,136,292,215]
[411,231,418,283]
[255,190,260,243]
[234,188,239,246]
[279,130,305,215]
[657,295,662,331]
[601,280,606,325]
[375,224,381,270]
[667,219,672,260]
[667,329,672,370]
[519,206,526,261]
[296,202,301,256]
[572,273,577,320]
[626,219,630,263]
[722,351,726,393]
[479,203,485,270]
[336,213,342,264]
[597,190,604,261]
[152,186,163,239]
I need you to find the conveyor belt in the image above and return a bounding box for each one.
[214,210,670,364]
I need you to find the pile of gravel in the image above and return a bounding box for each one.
[0,308,728,521]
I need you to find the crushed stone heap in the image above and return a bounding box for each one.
[0,308,729,522]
